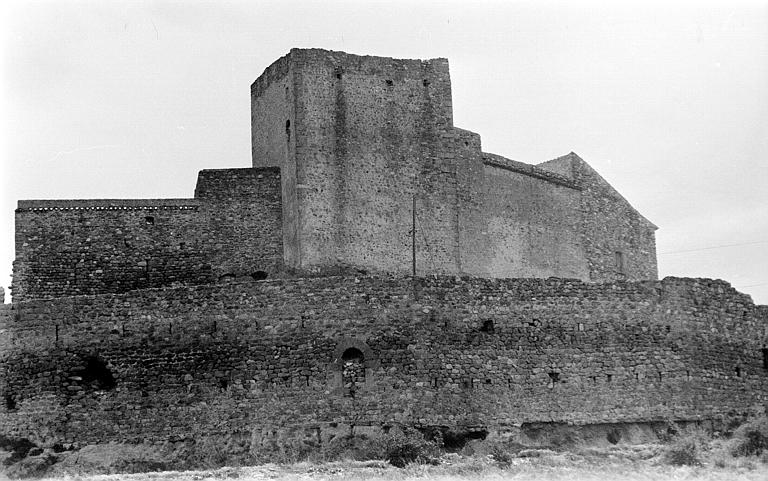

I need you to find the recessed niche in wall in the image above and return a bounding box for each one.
[762,348,768,370]
[252,271,268,281]
[341,347,365,398]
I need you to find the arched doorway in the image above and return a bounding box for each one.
[341,347,365,398]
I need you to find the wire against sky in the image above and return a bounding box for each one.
[659,240,768,255]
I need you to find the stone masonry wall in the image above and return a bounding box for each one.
[287,48,461,275]
[251,53,300,268]
[250,49,657,282]
[458,153,589,280]
[539,153,658,281]
[12,168,283,302]
[0,275,765,450]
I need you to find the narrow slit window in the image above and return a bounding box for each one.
[762,348,768,370]
[614,251,625,274]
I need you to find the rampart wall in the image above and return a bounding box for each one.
[12,168,283,301]
[1,275,765,452]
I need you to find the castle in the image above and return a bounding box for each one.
[1,49,766,458]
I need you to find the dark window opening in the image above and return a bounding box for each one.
[179,242,186,249]
[285,119,291,142]
[665,325,671,333]
[385,79,393,86]
[606,374,613,383]
[422,79,430,87]
[548,372,560,388]
[762,348,768,370]
[218,378,228,390]
[341,348,365,398]
[607,429,622,445]
[252,271,268,281]
[485,378,492,385]
[145,216,155,225]
[686,370,692,381]
[55,325,59,343]
[658,372,663,382]
[464,141,469,147]
[5,394,17,411]
[736,366,742,378]
[77,356,116,391]
[480,320,495,333]
[614,251,625,274]
[334,67,343,79]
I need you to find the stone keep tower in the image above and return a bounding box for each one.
[251,49,657,281]
[252,48,465,276]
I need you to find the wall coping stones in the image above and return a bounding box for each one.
[16,198,200,212]
[482,153,581,190]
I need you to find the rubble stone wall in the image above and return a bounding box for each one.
[250,49,657,281]
[1,275,765,449]
[12,168,283,302]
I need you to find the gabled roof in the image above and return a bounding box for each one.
[538,152,658,230]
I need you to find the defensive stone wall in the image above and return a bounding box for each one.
[12,167,283,301]
[1,275,765,451]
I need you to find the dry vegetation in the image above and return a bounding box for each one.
[3,416,767,481]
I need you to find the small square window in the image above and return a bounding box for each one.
[145,216,155,225]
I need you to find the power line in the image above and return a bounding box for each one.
[735,282,768,288]
[660,240,768,255]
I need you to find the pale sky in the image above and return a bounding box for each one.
[2,0,767,304]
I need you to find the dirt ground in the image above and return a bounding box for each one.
[20,452,768,481]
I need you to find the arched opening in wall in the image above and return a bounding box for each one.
[341,347,365,398]
[251,271,268,281]
[78,356,117,391]
[5,394,17,412]
[218,274,236,283]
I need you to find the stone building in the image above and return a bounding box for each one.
[12,49,656,302]
[0,50,765,463]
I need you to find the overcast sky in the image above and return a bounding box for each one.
[1,0,767,304]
